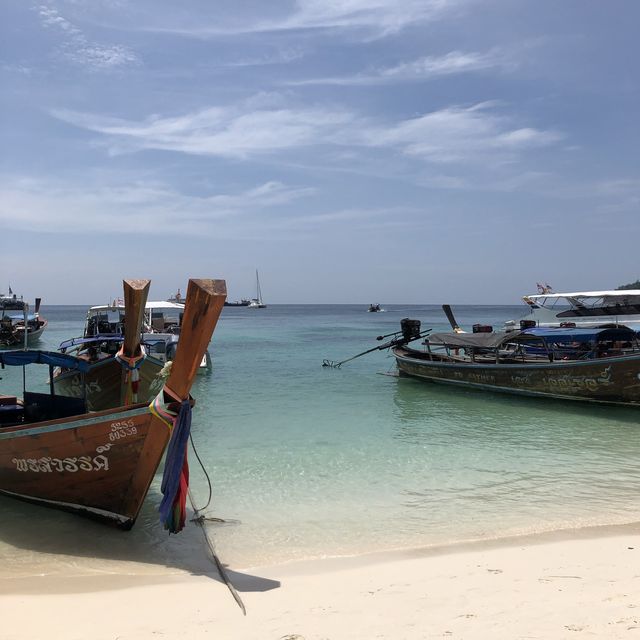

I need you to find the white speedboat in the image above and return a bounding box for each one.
[507,289,640,330]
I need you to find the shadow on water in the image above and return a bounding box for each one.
[393,374,640,424]
[383,375,640,539]
[390,375,640,453]
[0,486,280,595]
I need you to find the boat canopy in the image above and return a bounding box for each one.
[0,300,26,310]
[0,350,90,371]
[525,290,640,301]
[88,301,185,312]
[145,301,185,310]
[427,327,638,349]
[4,313,37,321]
[427,332,512,349]
[521,327,638,343]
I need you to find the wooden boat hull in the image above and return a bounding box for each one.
[1,278,227,530]
[24,319,48,345]
[0,319,47,348]
[393,347,640,406]
[0,404,169,528]
[53,357,165,411]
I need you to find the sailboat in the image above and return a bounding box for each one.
[248,270,267,309]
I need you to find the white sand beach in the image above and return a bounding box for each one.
[2,524,639,640]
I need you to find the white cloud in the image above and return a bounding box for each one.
[136,0,468,40]
[37,4,139,70]
[596,178,640,196]
[0,177,314,236]
[286,50,506,86]
[365,104,562,165]
[51,98,560,167]
[51,104,356,158]
[595,178,640,213]
[273,205,419,228]
[223,48,307,67]
[280,0,463,34]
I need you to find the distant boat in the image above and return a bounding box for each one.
[368,303,383,313]
[224,298,251,307]
[248,270,267,309]
[0,293,47,348]
[166,288,183,304]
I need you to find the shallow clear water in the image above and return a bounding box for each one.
[2,304,640,575]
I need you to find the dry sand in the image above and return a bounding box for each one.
[2,525,640,640]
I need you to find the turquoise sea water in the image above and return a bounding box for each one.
[1,304,640,575]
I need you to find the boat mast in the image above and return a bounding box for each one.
[256,269,262,304]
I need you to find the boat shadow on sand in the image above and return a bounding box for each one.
[0,488,279,596]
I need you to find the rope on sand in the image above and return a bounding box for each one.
[188,435,246,615]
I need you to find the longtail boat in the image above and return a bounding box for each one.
[0,297,47,348]
[0,279,226,530]
[53,280,165,411]
[391,318,640,406]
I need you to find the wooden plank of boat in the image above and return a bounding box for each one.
[119,278,227,523]
[122,279,150,359]
[0,278,227,528]
[120,278,150,405]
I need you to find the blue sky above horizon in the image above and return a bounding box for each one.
[1,0,639,305]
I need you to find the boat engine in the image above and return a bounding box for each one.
[400,318,421,342]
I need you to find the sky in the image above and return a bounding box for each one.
[1,0,639,304]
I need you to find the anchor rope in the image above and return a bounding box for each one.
[188,432,245,614]
[150,390,245,613]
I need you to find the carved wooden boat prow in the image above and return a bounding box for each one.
[0,278,227,529]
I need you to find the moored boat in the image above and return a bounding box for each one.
[166,288,183,304]
[248,270,267,308]
[0,278,226,529]
[392,318,640,406]
[54,291,211,409]
[0,296,47,348]
[224,298,251,307]
[507,287,640,330]
[54,280,164,410]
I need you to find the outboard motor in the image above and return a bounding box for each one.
[400,318,421,342]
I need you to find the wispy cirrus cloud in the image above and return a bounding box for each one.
[137,0,468,40]
[37,4,139,70]
[594,178,640,213]
[274,0,465,34]
[50,97,562,174]
[368,103,562,165]
[222,48,307,68]
[0,177,314,236]
[51,103,356,157]
[286,49,508,86]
